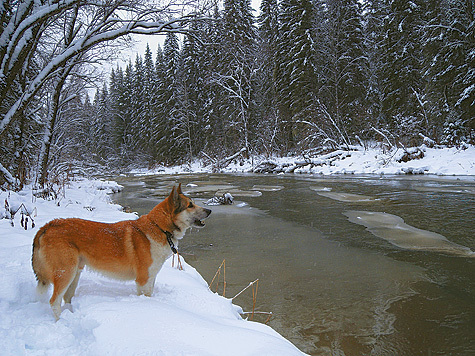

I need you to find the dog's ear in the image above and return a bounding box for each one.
[177,183,182,195]
[169,186,179,207]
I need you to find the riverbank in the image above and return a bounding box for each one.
[131,144,475,177]
[0,179,305,355]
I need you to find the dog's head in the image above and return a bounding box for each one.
[167,184,211,233]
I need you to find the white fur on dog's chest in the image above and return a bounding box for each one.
[148,236,173,277]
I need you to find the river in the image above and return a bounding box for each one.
[112,173,474,355]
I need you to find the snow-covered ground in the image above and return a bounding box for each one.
[0,180,304,355]
[131,145,475,177]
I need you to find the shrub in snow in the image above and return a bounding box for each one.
[442,115,469,148]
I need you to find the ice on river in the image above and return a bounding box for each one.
[413,185,475,195]
[344,210,474,257]
[251,185,284,192]
[315,191,378,203]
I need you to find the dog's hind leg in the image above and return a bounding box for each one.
[63,264,84,304]
[49,255,80,321]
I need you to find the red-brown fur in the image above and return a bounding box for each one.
[32,184,211,320]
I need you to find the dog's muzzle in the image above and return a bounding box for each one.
[194,208,212,227]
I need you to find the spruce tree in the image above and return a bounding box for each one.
[256,0,280,153]
[142,44,156,158]
[161,32,181,163]
[380,0,426,144]
[276,0,315,150]
[180,22,207,159]
[220,0,258,154]
[321,0,367,138]
[201,7,227,154]
[132,54,145,153]
[363,0,389,134]
[441,0,475,144]
[150,44,167,160]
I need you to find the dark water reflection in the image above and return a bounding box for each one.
[113,173,475,355]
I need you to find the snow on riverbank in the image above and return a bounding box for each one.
[131,145,475,177]
[0,180,305,355]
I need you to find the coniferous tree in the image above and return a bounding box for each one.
[132,54,145,153]
[150,44,167,160]
[321,0,367,140]
[220,0,258,154]
[276,0,315,151]
[142,44,156,158]
[161,32,181,162]
[180,22,206,159]
[438,0,475,144]
[117,61,135,157]
[256,0,280,154]
[91,84,114,161]
[201,7,227,154]
[380,0,426,144]
[363,0,390,133]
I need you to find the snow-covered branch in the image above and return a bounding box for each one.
[0,2,201,138]
[0,0,205,188]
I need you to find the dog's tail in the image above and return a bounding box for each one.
[32,225,51,294]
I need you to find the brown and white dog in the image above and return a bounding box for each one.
[31,184,211,320]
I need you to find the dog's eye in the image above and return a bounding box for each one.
[188,202,194,208]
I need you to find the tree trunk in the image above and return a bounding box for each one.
[38,70,69,187]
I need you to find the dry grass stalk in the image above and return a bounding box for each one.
[241,311,273,324]
[251,279,259,320]
[172,252,184,270]
[232,278,259,301]
[210,266,273,325]
[209,259,226,297]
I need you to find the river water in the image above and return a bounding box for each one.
[112,173,474,355]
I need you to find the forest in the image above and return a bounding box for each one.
[1,0,474,190]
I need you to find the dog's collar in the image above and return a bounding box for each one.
[148,218,178,254]
[165,231,178,254]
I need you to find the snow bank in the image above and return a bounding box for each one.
[254,145,475,176]
[0,179,304,355]
[131,145,475,177]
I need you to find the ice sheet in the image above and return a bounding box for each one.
[344,210,474,257]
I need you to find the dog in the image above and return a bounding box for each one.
[31,184,211,320]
